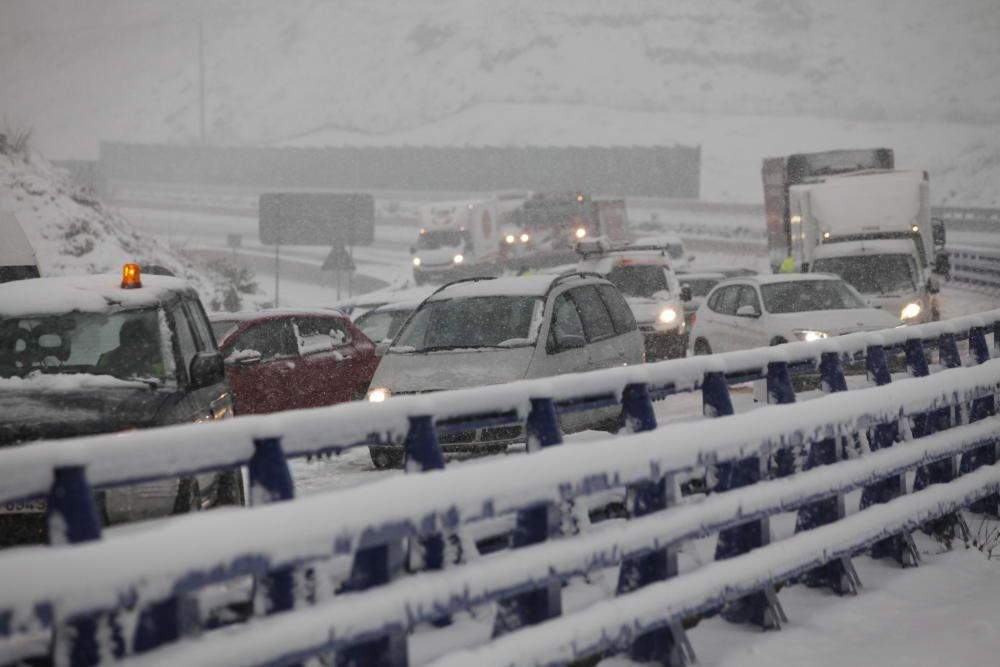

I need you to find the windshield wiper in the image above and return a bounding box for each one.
[417,344,506,352]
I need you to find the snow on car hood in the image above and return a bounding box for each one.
[370,347,534,394]
[0,374,168,447]
[770,308,901,335]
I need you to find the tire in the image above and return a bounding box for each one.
[172,477,201,514]
[770,337,788,346]
[369,447,404,469]
[693,338,712,356]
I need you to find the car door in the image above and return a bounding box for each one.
[732,285,770,350]
[223,318,300,414]
[293,315,363,406]
[532,290,589,378]
[596,284,643,364]
[568,285,621,370]
[706,285,742,353]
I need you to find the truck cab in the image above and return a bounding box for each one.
[789,170,941,322]
[412,200,499,284]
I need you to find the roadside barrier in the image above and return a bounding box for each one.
[1,310,999,666]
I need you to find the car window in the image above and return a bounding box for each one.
[547,292,585,352]
[184,299,216,351]
[760,280,867,313]
[354,311,391,342]
[711,285,742,315]
[231,320,297,361]
[295,316,352,355]
[394,296,543,352]
[736,286,761,314]
[706,288,723,312]
[597,284,637,335]
[170,304,199,383]
[569,285,616,342]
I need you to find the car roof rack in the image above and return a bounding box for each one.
[427,275,499,298]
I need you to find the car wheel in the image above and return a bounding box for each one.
[770,337,788,346]
[172,477,201,514]
[693,338,712,355]
[216,468,246,507]
[369,447,404,469]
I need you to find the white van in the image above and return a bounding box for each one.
[0,211,40,283]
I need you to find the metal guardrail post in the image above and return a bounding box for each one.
[963,327,1000,515]
[617,383,693,666]
[48,466,104,667]
[248,437,296,618]
[914,337,959,490]
[706,373,783,629]
[493,397,563,637]
[795,353,860,595]
[766,361,797,477]
[404,415,450,628]
[861,345,917,566]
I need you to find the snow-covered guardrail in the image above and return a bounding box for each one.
[2,357,999,666]
[1,310,1000,666]
[948,245,1000,292]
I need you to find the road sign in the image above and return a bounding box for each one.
[321,243,355,272]
[259,193,375,246]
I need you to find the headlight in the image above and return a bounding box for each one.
[575,227,587,239]
[658,308,677,324]
[520,233,530,243]
[367,387,391,403]
[505,234,515,244]
[412,257,421,267]
[900,302,922,320]
[794,330,827,342]
[453,253,464,264]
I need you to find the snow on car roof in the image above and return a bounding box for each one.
[429,274,595,300]
[813,239,919,257]
[208,307,347,323]
[718,272,842,287]
[0,274,192,318]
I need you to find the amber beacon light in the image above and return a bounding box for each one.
[121,263,143,289]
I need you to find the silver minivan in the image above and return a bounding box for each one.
[366,273,644,467]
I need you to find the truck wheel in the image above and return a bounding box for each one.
[693,339,712,355]
[216,469,246,507]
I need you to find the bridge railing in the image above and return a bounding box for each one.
[1,310,1000,665]
[1,355,999,666]
[948,245,1000,292]
[1,309,998,513]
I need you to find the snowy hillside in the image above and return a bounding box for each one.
[0,147,227,306]
[2,0,999,204]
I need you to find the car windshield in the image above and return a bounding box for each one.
[0,308,168,382]
[416,230,463,250]
[606,265,669,298]
[812,254,917,295]
[392,296,543,352]
[761,280,867,313]
[210,320,239,343]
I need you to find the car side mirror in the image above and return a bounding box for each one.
[375,340,391,357]
[680,285,693,302]
[189,351,225,388]
[226,349,261,366]
[736,305,760,318]
[927,276,941,294]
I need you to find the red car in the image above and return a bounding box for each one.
[209,309,377,415]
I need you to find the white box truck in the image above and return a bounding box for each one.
[411,199,501,284]
[789,170,942,322]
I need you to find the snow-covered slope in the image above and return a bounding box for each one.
[0,148,222,304]
[2,1,999,204]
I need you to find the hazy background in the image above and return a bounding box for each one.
[2,0,999,203]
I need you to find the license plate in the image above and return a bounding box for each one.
[0,498,47,514]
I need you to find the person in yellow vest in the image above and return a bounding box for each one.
[779,253,796,273]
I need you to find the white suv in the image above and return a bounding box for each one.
[366,273,644,466]
[688,273,901,355]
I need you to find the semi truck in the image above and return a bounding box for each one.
[790,170,943,322]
